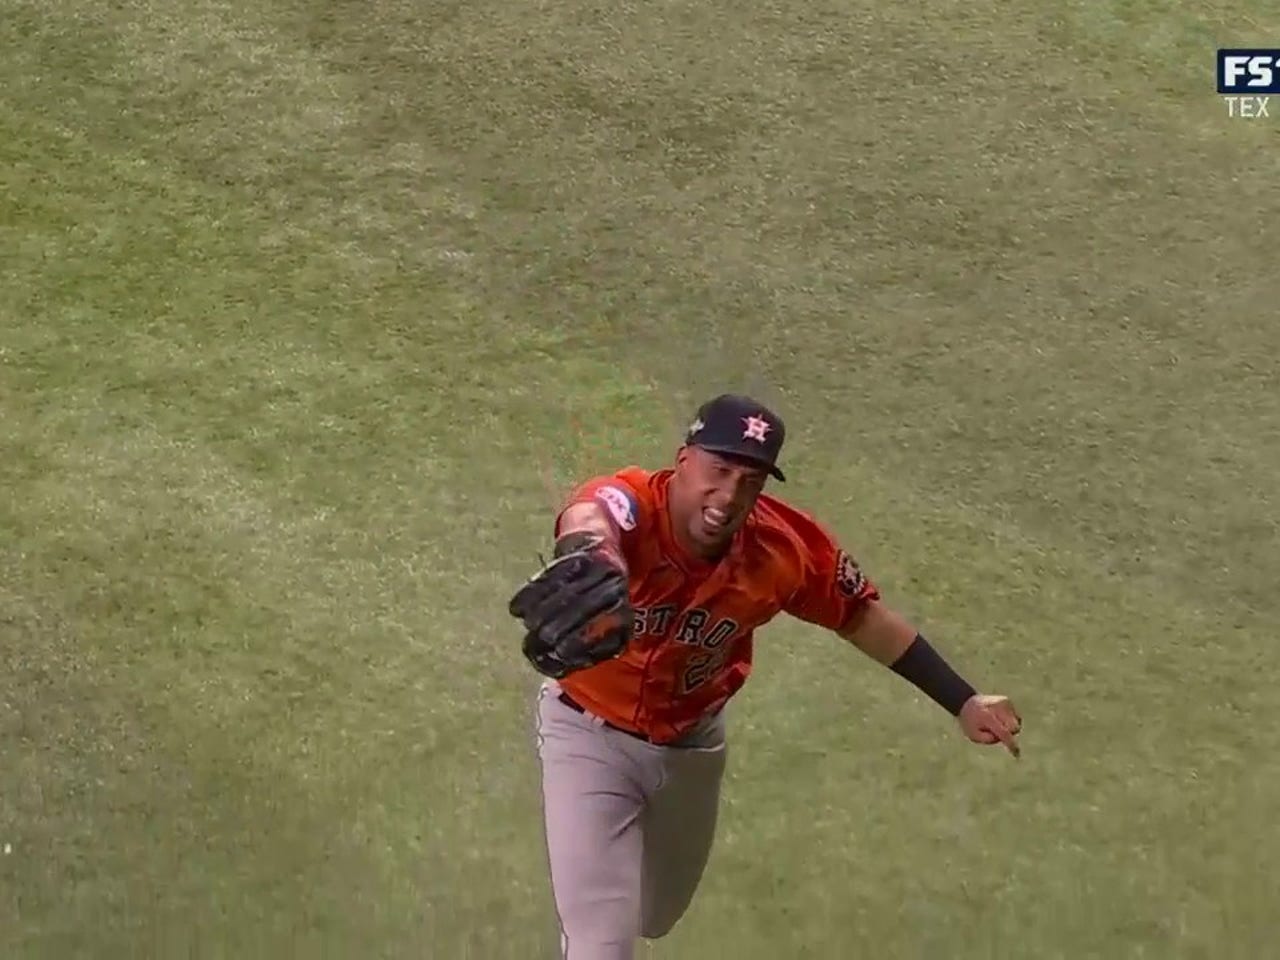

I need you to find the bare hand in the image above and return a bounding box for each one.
[958,694,1022,758]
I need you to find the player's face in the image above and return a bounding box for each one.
[672,447,769,556]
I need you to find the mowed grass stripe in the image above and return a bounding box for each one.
[0,119,581,960]
[1,7,562,956]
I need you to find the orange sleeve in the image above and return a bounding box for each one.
[777,505,880,632]
[553,472,645,540]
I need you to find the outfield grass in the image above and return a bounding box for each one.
[3,1,1279,957]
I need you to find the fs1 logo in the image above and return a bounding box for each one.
[1217,49,1279,118]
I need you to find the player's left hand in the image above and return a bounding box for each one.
[958,694,1022,758]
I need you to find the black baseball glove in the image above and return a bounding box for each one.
[508,532,633,679]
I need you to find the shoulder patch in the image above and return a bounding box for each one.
[595,484,638,531]
[834,550,866,598]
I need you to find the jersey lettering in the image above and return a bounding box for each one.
[633,604,677,637]
[701,617,737,650]
[649,604,677,637]
[676,608,709,645]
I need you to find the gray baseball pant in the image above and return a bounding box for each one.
[533,681,728,960]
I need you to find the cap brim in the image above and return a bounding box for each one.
[692,443,786,482]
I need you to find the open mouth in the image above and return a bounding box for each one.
[702,507,732,533]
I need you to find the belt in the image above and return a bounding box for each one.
[558,692,653,743]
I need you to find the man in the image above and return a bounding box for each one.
[509,393,1022,960]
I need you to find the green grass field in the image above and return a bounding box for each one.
[3,1,1279,957]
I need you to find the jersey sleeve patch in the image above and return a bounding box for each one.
[764,495,880,631]
[834,550,867,598]
[594,484,638,531]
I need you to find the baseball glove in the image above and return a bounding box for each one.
[508,532,633,679]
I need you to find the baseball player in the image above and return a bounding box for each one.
[509,393,1022,960]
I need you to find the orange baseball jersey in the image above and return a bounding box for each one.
[554,465,880,744]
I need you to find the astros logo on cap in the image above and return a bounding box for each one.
[742,415,771,443]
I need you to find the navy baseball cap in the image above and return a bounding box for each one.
[684,393,787,482]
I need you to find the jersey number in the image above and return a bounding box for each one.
[676,613,740,692]
[681,652,718,694]
[681,644,738,693]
